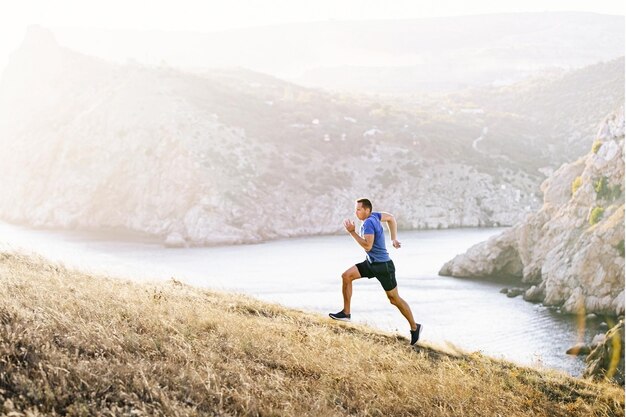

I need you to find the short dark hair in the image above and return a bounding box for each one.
[356,198,372,212]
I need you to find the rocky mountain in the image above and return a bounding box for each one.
[439,109,625,316]
[0,27,621,246]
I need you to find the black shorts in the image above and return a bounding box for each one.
[356,259,397,291]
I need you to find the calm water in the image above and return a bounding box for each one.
[0,222,606,376]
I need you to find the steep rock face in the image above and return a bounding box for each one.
[440,109,625,315]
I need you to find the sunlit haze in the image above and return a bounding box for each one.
[1,0,624,71]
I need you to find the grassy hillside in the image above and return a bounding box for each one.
[0,251,623,416]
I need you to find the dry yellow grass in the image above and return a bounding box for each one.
[0,251,624,417]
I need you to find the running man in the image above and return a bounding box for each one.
[329,198,422,345]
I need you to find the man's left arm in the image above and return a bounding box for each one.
[380,212,401,249]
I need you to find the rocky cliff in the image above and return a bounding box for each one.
[440,110,625,315]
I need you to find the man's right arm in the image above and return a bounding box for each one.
[349,231,374,251]
[344,219,374,251]
[380,211,401,249]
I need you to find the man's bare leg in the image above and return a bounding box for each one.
[341,265,361,314]
[385,287,417,331]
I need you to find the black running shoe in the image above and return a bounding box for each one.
[410,323,422,345]
[329,310,351,321]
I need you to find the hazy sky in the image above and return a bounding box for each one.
[0,0,624,70]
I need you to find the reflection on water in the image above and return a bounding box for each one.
[0,222,607,376]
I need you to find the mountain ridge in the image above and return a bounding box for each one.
[0,27,622,246]
[49,11,624,93]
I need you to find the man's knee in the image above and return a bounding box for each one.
[387,293,399,305]
[342,270,356,282]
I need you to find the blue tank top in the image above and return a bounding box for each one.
[360,212,391,263]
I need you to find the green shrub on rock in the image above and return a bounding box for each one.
[594,176,623,201]
[571,176,583,196]
[592,140,603,154]
[594,176,608,195]
[589,206,605,225]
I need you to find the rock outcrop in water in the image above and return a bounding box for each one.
[439,109,625,315]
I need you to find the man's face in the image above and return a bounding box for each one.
[355,202,370,221]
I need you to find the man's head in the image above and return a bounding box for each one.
[355,198,372,220]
